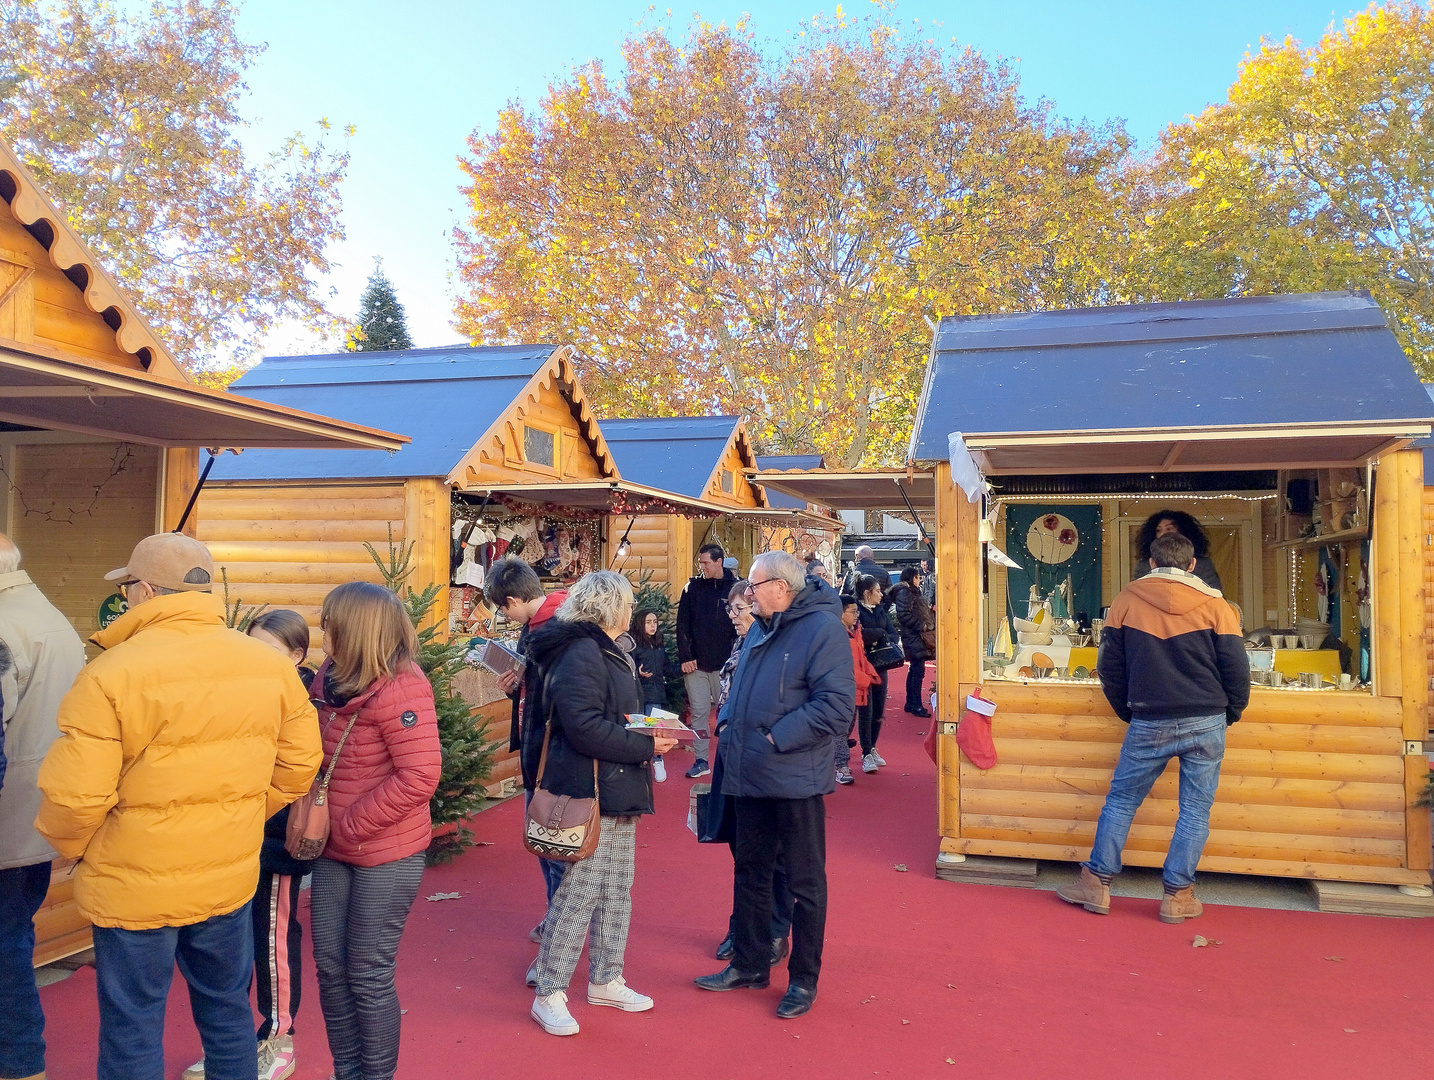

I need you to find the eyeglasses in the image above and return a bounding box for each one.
[743,578,782,595]
[725,603,751,615]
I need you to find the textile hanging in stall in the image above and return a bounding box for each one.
[1002,504,1102,624]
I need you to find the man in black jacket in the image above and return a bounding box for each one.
[675,543,737,778]
[694,552,855,1019]
[1058,532,1249,924]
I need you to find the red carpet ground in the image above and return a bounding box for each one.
[40,678,1433,1080]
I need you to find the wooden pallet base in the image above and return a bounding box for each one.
[1309,879,1434,918]
[935,853,1040,889]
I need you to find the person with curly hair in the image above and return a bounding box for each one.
[1133,510,1222,592]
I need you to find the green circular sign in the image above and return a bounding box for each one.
[98,593,128,629]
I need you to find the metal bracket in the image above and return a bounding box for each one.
[1405,741,1425,755]
[941,722,959,736]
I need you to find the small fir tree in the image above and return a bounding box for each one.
[366,530,495,864]
[349,260,414,352]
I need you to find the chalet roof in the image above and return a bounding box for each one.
[601,415,758,502]
[216,345,568,480]
[755,454,824,509]
[911,291,1434,474]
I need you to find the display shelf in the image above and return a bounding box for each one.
[1270,526,1369,550]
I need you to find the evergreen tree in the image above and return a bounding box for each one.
[350,261,414,351]
[366,531,495,864]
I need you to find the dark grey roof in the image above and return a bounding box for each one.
[600,416,740,500]
[216,344,558,480]
[911,292,1433,459]
[754,454,823,509]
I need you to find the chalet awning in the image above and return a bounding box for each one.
[0,340,408,450]
[749,469,935,511]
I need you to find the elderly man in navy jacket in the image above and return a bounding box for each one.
[694,551,855,1019]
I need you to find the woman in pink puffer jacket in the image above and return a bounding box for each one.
[309,582,441,1080]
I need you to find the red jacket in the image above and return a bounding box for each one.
[314,663,441,867]
[847,625,880,708]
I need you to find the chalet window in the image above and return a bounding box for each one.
[523,425,555,468]
[721,469,734,494]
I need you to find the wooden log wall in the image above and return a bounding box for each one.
[937,450,1432,888]
[197,480,407,649]
[608,513,692,598]
[1423,482,1434,739]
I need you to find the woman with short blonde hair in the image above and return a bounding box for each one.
[309,581,440,1080]
[523,570,678,1036]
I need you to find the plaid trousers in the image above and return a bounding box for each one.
[533,816,637,996]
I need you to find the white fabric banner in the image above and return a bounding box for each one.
[946,431,988,504]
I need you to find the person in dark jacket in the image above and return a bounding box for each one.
[1132,510,1222,592]
[888,566,933,717]
[676,544,738,778]
[629,608,670,782]
[484,557,569,937]
[855,575,899,772]
[1059,532,1249,925]
[524,571,678,1037]
[842,544,891,593]
[695,552,855,1020]
[185,608,318,1080]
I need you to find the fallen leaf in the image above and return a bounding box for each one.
[946,1059,956,1066]
[1325,956,1344,962]
[894,863,909,872]
[473,841,494,846]
[902,1019,911,1025]
[426,892,462,902]
[1192,935,1209,948]
[1344,1029,1357,1033]
[861,995,877,1004]
[946,983,957,989]
[917,731,927,735]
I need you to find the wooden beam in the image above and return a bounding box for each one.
[404,477,450,635]
[1161,441,1187,469]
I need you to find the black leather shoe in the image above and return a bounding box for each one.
[770,936,789,964]
[905,705,932,717]
[776,984,817,1018]
[694,965,770,992]
[715,933,734,960]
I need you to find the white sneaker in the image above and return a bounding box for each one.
[182,1060,205,1080]
[588,975,654,1012]
[258,1035,296,1080]
[861,753,879,774]
[653,756,666,783]
[871,748,887,767]
[525,956,539,987]
[532,990,580,1035]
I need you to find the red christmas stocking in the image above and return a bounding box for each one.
[955,687,998,770]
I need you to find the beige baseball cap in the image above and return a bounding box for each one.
[106,533,215,592]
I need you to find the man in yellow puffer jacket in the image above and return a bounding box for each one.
[36,533,321,1080]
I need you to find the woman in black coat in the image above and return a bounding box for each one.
[522,572,679,1037]
[855,574,899,771]
[888,566,933,717]
[1133,510,1222,592]
[629,608,670,781]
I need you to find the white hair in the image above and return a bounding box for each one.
[854,544,875,560]
[556,570,634,630]
[0,533,19,575]
[751,550,806,592]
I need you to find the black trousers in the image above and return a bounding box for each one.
[732,795,826,990]
[905,658,927,710]
[862,670,888,751]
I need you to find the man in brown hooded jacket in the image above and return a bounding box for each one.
[1058,531,1249,923]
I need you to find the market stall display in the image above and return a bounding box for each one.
[912,292,1434,890]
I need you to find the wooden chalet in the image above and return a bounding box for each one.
[907,292,1434,896]
[0,138,406,965]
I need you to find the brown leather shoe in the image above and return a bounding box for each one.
[1056,866,1110,914]
[1160,887,1203,924]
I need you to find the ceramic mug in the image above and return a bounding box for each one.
[1339,674,1354,690]
[1269,670,1283,687]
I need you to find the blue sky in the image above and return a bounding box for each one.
[229,1,1359,358]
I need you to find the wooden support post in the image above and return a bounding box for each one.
[161,447,199,536]
[404,478,450,635]
[1393,450,1433,871]
[1373,455,1403,700]
[935,462,981,842]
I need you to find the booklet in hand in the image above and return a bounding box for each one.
[625,708,698,742]
[475,638,525,680]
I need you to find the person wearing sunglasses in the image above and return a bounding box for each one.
[694,552,854,1020]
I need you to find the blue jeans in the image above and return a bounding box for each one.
[92,904,257,1080]
[1086,713,1227,891]
[524,788,568,906]
[0,862,50,1079]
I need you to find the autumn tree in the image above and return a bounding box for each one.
[349,261,415,351]
[0,0,351,370]
[454,14,1133,465]
[1136,2,1434,374]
